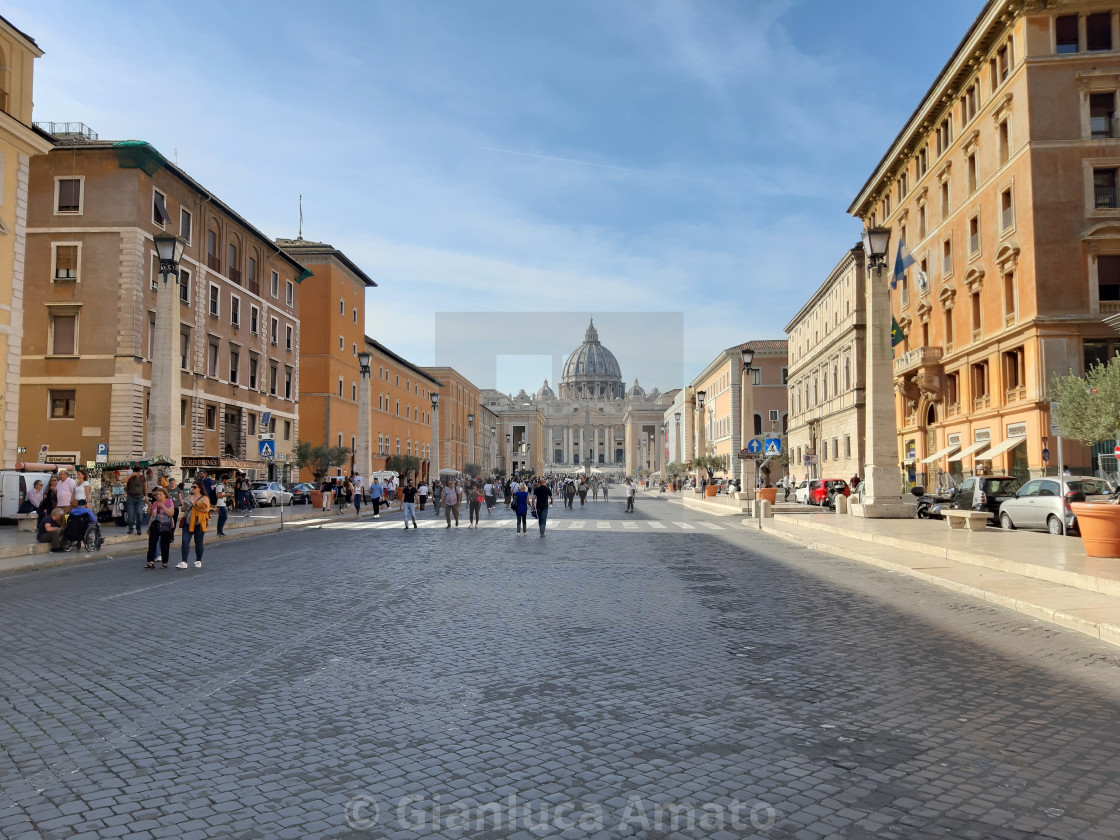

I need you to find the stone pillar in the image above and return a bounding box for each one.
[146,263,183,467]
[356,367,371,481]
[430,402,440,478]
[854,257,911,518]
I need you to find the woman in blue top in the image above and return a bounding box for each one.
[513,485,531,535]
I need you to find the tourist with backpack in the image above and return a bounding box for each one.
[177,483,210,569]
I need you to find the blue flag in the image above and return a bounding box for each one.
[891,237,916,290]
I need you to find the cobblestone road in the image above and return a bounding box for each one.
[3,494,1120,839]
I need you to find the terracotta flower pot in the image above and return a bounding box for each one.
[758,487,778,504]
[705,485,718,497]
[1071,502,1120,558]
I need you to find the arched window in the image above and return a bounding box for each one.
[0,46,9,114]
[753,413,763,435]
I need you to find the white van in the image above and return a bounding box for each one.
[0,471,54,518]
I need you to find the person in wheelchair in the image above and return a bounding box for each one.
[60,502,103,552]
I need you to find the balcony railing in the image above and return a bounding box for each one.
[1004,311,1017,327]
[1101,300,1120,316]
[229,268,242,285]
[971,328,982,342]
[894,346,944,375]
[1092,115,1115,138]
[1005,385,1026,402]
[947,402,961,417]
[207,255,221,272]
[973,395,991,411]
[1095,186,1118,209]
[1002,207,1014,230]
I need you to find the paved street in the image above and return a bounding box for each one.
[3,495,1120,840]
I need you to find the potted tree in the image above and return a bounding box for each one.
[1050,361,1120,557]
[296,440,352,508]
[693,448,724,496]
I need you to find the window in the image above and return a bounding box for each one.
[270,316,279,346]
[1004,271,1017,325]
[918,203,927,239]
[991,44,1012,92]
[228,243,240,284]
[249,356,259,389]
[971,291,982,340]
[284,420,291,441]
[180,330,191,370]
[971,361,990,409]
[179,268,191,305]
[229,347,240,383]
[961,84,979,124]
[351,383,357,401]
[998,120,1010,165]
[936,117,952,156]
[49,389,76,419]
[55,177,83,214]
[917,146,928,178]
[1056,15,1079,53]
[207,230,219,272]
[945,306,954,348]
[285,368,293,400]
[286,280,294,306]
[52,243,79,282]
[153,189,170,227]
[49,312,77,355]
[270,364,278,396]
[1000,188,1014,232]
[1098,254,1120,303]
[339,335,344,351]
[231,295,241,327]
[396,400,400,416]
[752,369,761,385]
[285,324,293,351]
[1095,167,1118,209]
[206,405,217,430]
[207,340,219,378]
[271,270,279,298]
[943,238,953,276]
[180,208,192,243]
[781,366,788,385]
[250,305,259,335]
[1088,12,1112,51]
[1085,338,1112,370]
[968,215,980,257]
[967,153,978,194]
[946,372,959,408]
[181,400,188,427]
[340,299,345,316]
[940,180,950,219]
[338,378,344,397]
[844,436,851,458]
[207,284,219,317]
[1091,92,1116,138]
[353,307,358,324]
[352,343,357,356]
[247,257,257,293]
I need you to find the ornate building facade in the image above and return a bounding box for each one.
[482,319,675,476]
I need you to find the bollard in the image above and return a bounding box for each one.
[835,495,848,514]
[759,499,773,519]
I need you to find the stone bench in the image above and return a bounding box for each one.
[943,509,992,531]
[14,513,38,533]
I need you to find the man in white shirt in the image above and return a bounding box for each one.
[625,481,635,513]
[483,480,495,513]
[55,468,77,512]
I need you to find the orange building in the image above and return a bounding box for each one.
[366,338,440,478]
[276,238,375,479]
[422,367,483,474]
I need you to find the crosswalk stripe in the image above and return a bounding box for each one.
[648,522,667,529]
[698,522,724,530]
[674,522,696,529]
[313,517,736,533]
[596,521,612,529]
[622,522,638,530]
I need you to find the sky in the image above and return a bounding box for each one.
[14,0,985,393]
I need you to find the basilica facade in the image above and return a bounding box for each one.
[482,319,676,476]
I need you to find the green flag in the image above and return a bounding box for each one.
[891,316,905,347]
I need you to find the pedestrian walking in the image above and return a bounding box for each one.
[443,480,460,528]
[468,481,482,528]
[483,479,495,514]
[145,487,176,568]
[352,473,363,516]
[433,480,443,516]
[214,476,229,536]
[603,482,609,502]
[402,482,419,529]
[319,478,333,512]
[177,483,210,569]
[236,472,252,515]
[532,477,553,537]
[592,480,599,502]
[124,467,147,535]
[504,479,513,509]
[513,482,530,535]
[578,482,587,507]
[418,480,428,511]
[625,481,635,513]
[369,478,384,518]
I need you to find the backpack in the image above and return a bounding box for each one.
[206,480,217,505]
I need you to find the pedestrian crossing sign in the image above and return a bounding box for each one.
[764,438,782,456]
[259,440,275,458]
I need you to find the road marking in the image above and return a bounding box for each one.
[623,521,639,529]
[596,521,612,529]
[698,522,724,530]
[648,522,667,529]
[100,580,185,601]
[567,521,585,529]
[674,522,696,529]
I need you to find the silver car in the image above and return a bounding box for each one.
[251,481,293,507]
[998,478,1076,535]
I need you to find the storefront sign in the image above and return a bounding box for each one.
[181,456,265,470]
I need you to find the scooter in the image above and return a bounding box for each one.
[912,484,958,519]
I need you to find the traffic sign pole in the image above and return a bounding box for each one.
[1058,434,1065,536]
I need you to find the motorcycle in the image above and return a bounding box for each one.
[912,484,957,519]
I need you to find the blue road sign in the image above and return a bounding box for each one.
[259,440,275,458]
[260,411,272,429]
[764,438,782,456]
[746,438,763,455]
[1042,447,1051,462]
[96,443,108,457]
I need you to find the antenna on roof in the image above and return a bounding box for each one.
[173,148,178,165]
[298,194,303,240]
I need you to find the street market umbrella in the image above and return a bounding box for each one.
[438,468,462,476]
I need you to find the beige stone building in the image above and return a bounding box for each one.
[422,366,484,475]
[365,338,440,478]
[22,133,303,477]
[786,247,867,483]
[850,0,1120,485]
[0,16,52,468]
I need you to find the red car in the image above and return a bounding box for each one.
[809,479,851,506]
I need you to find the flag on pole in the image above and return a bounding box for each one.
[891,237,915,290]
[891,316,905,347]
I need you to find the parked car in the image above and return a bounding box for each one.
[794,479,813,504]
[997,478,1079,535]
[251,481,293,507]
[810,479,850,506]
[289,482,315,505]
[951,475,1022,523]
[1063,475,1114,501]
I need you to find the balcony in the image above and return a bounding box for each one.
[1095,186,1118,209]
[207,255,221,272]
[1005,385,1026,403]
[894,346,943,375]
[973,395,991,411]
[1101,300,1120,316]
[230,268,242,285]
[947,402,961,417]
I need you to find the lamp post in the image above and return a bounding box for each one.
[356,350,372,481]
[148,233,187,468]
[857,226,909,518]
[506,432,512,475]
[467,413,474,468]
[674,412,682,464]
[695,389,706,488]
[430,393,440,480]
[739,346,755,497]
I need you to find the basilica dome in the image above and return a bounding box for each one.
[536,379,556,400]
[559,318,625,400]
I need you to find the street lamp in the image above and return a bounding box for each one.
[739,346,755,496]
[148,232,187,470]
[356,350,372,481]
[695,389,706,487]
[430,392,440,480]
[467,412,474,467]
[506,432,512,475]
[857,225,909,517]
[674,411,682,463]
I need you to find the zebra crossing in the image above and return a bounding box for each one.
[314,516,727,533]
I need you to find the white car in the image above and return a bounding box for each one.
[251,481,292,506]
[794,480,811,504]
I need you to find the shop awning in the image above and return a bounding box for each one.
[921,443,962,464]
[949,439,992,461]
[974,435,1027,461]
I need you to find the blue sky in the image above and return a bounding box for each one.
[16,0,984,392]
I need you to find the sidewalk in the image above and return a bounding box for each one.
[0,503,340,576]
[760,510,1120,648]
